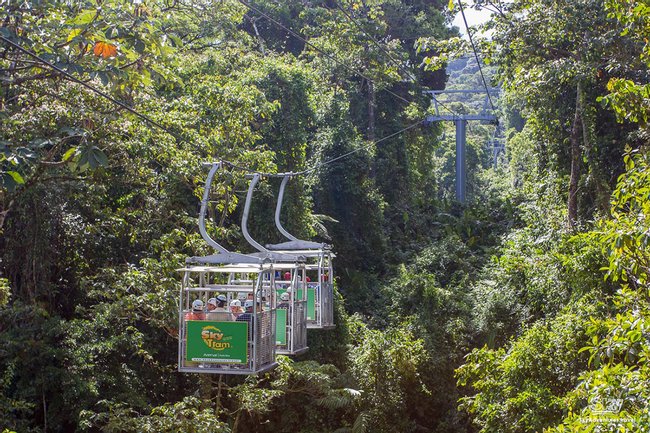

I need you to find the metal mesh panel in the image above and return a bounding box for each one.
[177,267,278,375]
[255,310,275,366]
[313,285,321,326]
[294,301,307,350]
[321,282,334,327]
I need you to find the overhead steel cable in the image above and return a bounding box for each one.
[335,2,468,120]
[0,35,426,178]
[0,35,172,134]
[237,0,414,106]
[0,35,284,176]
[237,0,462,120]
[336,1,462,118]
[456,0,496,111]
[335,2,418,84]
[296,118,425,176]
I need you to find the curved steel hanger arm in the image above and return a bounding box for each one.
[198,162,228,254]
[268,174,329,250]
[189,164,301,265]
[275,175,300,242]
[241,173,268,253]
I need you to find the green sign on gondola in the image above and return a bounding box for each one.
[307,288,315,321]
[277,287,316,321]
[276,308,287,345]
[186,321,248,364]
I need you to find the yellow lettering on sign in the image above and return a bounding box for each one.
[201,326,231,351]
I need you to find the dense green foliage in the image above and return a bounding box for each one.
[1,0,650,432]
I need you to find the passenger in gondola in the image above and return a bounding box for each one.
[185,299,205,321]
[206,298,218,319]
[277,292,290,310]
[236,300,255,341]
[230,299,243,318]
[206,295,229,320]
[183,299,205,368]
[219,294,228,308]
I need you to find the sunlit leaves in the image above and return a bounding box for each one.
[3,0,180,92]
[93,41,118,59]
[456,302,596,433]
[417,36,468,72]
[600,79,650,126]
[547,286,650,432]
[69,145,109,172]
[592,150,650,285]
[0,171,24,192]
[348,318,431,432]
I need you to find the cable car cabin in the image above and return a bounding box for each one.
[177,262,307,375]
[307,255,335,329]
[178,263,275,375]
[274,266,308,356]
[265,175,336,330]
[267,247,335,330]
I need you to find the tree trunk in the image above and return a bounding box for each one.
[200,375,212,409]
[367,79,376,142]
[578,87,610,215]
[568,82,582,229]
[0,199,13,234]
[215,374,223,416]
[250,17,266,56]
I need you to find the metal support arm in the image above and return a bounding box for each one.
[275,175,300,242]
[241,174,268,253]
[199,163,229,253]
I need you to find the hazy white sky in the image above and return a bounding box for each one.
[452,6,493,38]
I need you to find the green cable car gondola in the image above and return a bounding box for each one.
[177,261,306,374]
[273,266,308,356]
[241,173,309,355]
[265,175,336,329]
[177,164,308,374]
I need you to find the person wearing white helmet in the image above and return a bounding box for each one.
[229,299,243,318]
[185,299,205,321]
[216,294,227,309]
[206,294,229,320]
[236,299,255,340]
[183,299,205,367]
[207,295,228,311]
[277,291,290,310]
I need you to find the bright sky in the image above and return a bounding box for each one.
[452,6,493,39]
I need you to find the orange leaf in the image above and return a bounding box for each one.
[93,41,117,58]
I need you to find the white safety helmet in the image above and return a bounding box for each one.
[243,300,254,310]
[230,299,241,307]
[207,298,217,307]
[192,299,204,310]
[238,292,247,301]
[280,292,290,301]
[217,294,227,302]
